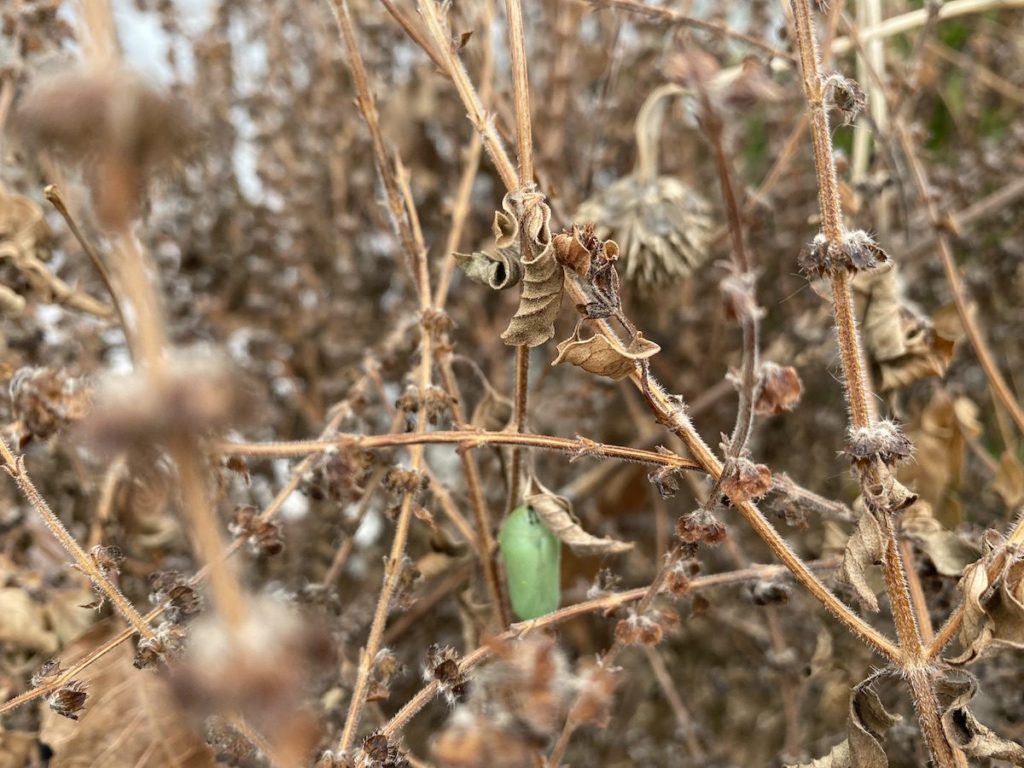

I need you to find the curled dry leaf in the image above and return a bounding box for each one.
[525,476,633,556]
[993,450,1024,509]
[454,204,522,290]
[789,676,900,768]
[497,192,565,348]
[938,671,1024,762]
[552,323,660,382]
[949,533,1024,665]
[836,500,885,613]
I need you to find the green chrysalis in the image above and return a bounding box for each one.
[498,504,561,620]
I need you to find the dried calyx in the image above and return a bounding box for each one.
[799,230,891,278]
[575,84,713,290]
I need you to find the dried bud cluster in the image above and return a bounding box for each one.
[614,611,665,646]
[395,384,452,426]
[798,230,890,277]
[824,73,867,125]
[676,508,728,545]
[425,644,469,704]
[383,466,429,497]
[720,457,773,504]
[754,362,803,415]
[229,505,284,557]
[148,570,202,623]
[47,679,88,720]
[9,366,90,447]
[846,420,914,468]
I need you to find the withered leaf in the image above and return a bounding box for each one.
[470,383,513,432]
[525,477,633,556]
[552,323,660,381]
[993,450,1024,509]
[454,249,521,290]
[949,535,1024,665]
[789,676,899,768]
[938,671,1024,762]
[902,500,979,577]
[836,501,885,613]
[499,192,565,348]
[855,269,961,392]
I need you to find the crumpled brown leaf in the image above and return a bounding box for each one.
[949,532,1024,665]
[789,676,900,768]
[39,624,215,768]
[525,477,633,556]
[552,323,660,381]
[837,499,886,613]
[938,670,1024,763]
[854,269,961,392]
[497,192,565,348]
[470,382,513,432]
[902,499,979,577]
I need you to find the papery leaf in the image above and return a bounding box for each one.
[525,476,633,556]
[938,671,1024,762]
[836,501,885,613]
[789,676,899,768]
[470,383,513,432]
[499,192,565,347]
[993,451,1024,509]
[552,324,660,381]
[949,534,1024,665]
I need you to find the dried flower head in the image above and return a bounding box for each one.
[10,366,90,447]
[754,362,803,415]
[229,505,284,557]
[576,175,713,290]
[846,420,914,468]
[148,571,202,623]
[31,658,64,688]
[133,621,188,669]
[799,230,890,277]
[425,644,469,705]
[824,73,867,125]
[720,458,773,503]
[614,610,664,646]
[676,508,728,545]
[747,579,792,606]
[48,680,88,720]
[575,85,714,290]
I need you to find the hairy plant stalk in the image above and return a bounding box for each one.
[787,1,960,763]
[503,0,535,514]
[216,431,702,471]
[0,437,156,641]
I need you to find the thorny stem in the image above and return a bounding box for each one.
[0,436,155,641]
[788,2,959,764]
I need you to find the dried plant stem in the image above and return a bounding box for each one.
[644,646,705,760]
[0,436,155,641]
[894,123,1024,438]
[216,431,702,472]
[503,0,535,514]
[788,2,959,763]
[329,0,440,749]
[44,184,127,333]
[419,0,518,192]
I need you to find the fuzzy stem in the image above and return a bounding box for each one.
[0,437,155,641]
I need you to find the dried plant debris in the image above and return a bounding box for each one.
[948,531,1024,665]
[788,676,900,768]
[901,500,979,577]
[524,476,633,556]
